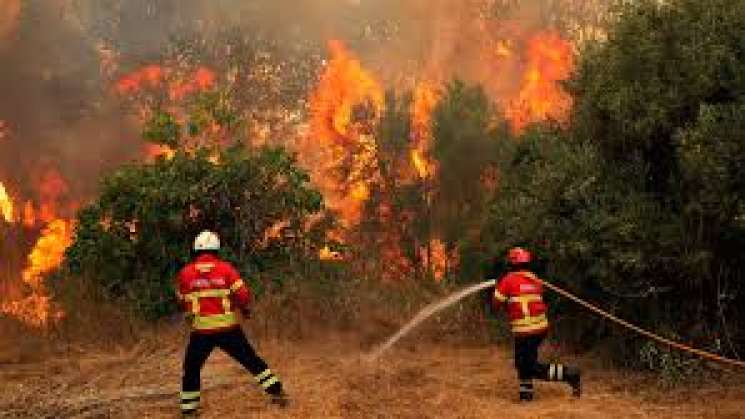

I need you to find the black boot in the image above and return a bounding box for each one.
[519,380,534,402]
[270,390,290,408]
[565,367,581,398]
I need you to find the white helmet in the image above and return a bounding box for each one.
[194,230,220,251]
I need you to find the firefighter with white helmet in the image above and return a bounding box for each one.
[491,247,581,402]
[175,230,288,416]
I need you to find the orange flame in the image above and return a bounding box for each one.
[1,219,72,327]
[505,31,574,134]
[36,168,69,223]
[116,65,216,99]
[116,65,218,157]
[115,64,165,95]
[169,67,216,101]
[0,181,14,223]
[411,82,440,179]
[23,200,35,227]
[306,40,384,226]
[144,143,176,161]
[421,239,458,282]
[22,219,73,288]
[319,245,343,261]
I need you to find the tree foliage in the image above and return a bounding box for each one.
[65,147,326,318]
[475,0,745,366]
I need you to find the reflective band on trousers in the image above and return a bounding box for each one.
[256,369,273,381]
[261,376,279,389]
[193,312,238,330]
[511,313,548,333]
[549,364,564,381]
[180,391,201,400]
[255,369,280,389]
[181,401,199,411]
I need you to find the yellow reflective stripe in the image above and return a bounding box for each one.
[256,369,273,381]
[261,376,279,389]
[511,294,542,303]
[494,289,508,302]
[186,294,200,315]
[511,314,548,327]
[513,322,549,333]
[188,289,230,298]
[557,364,564,381]
[181,401,200,411]
[185,289,232,318]
[230,279,245,293]
[193,312,238,330]
[180,391,200,400]
[510,294,543,317]
[221,296,231,312]
[511,314,548,333]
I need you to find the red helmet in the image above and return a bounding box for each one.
[507,247,531,264]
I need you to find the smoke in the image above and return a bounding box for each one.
[0,0,609,205]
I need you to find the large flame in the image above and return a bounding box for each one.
[0,169,75,327]
[0,219,73,327]
[505,31,574,133]
[411,82,440,179]
[22,219,74,287]
[0,181,14,223]
[306,39,384,227]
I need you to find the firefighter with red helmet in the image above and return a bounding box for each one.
[492,247,581,402]
[175,231,288,416]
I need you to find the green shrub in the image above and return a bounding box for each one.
[65,147,327,318]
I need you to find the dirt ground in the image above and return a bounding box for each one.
[1,326,744,419]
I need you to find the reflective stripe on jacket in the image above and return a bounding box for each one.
[176,253,251,333]
[493,270,549,336]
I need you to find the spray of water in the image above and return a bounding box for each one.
[367,280,496,361]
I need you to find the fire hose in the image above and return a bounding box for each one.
[370,279,745,369]
[538,278,745,369]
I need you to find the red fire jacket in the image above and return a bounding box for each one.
[175,253,251,333]
[493,270,549,336]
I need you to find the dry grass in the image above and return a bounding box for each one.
[2,328,744,418]
[2,278,744,418]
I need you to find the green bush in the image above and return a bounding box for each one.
[65,147,327,318]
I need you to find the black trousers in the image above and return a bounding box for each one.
[514,333,550,381]
[180,327,282,412]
